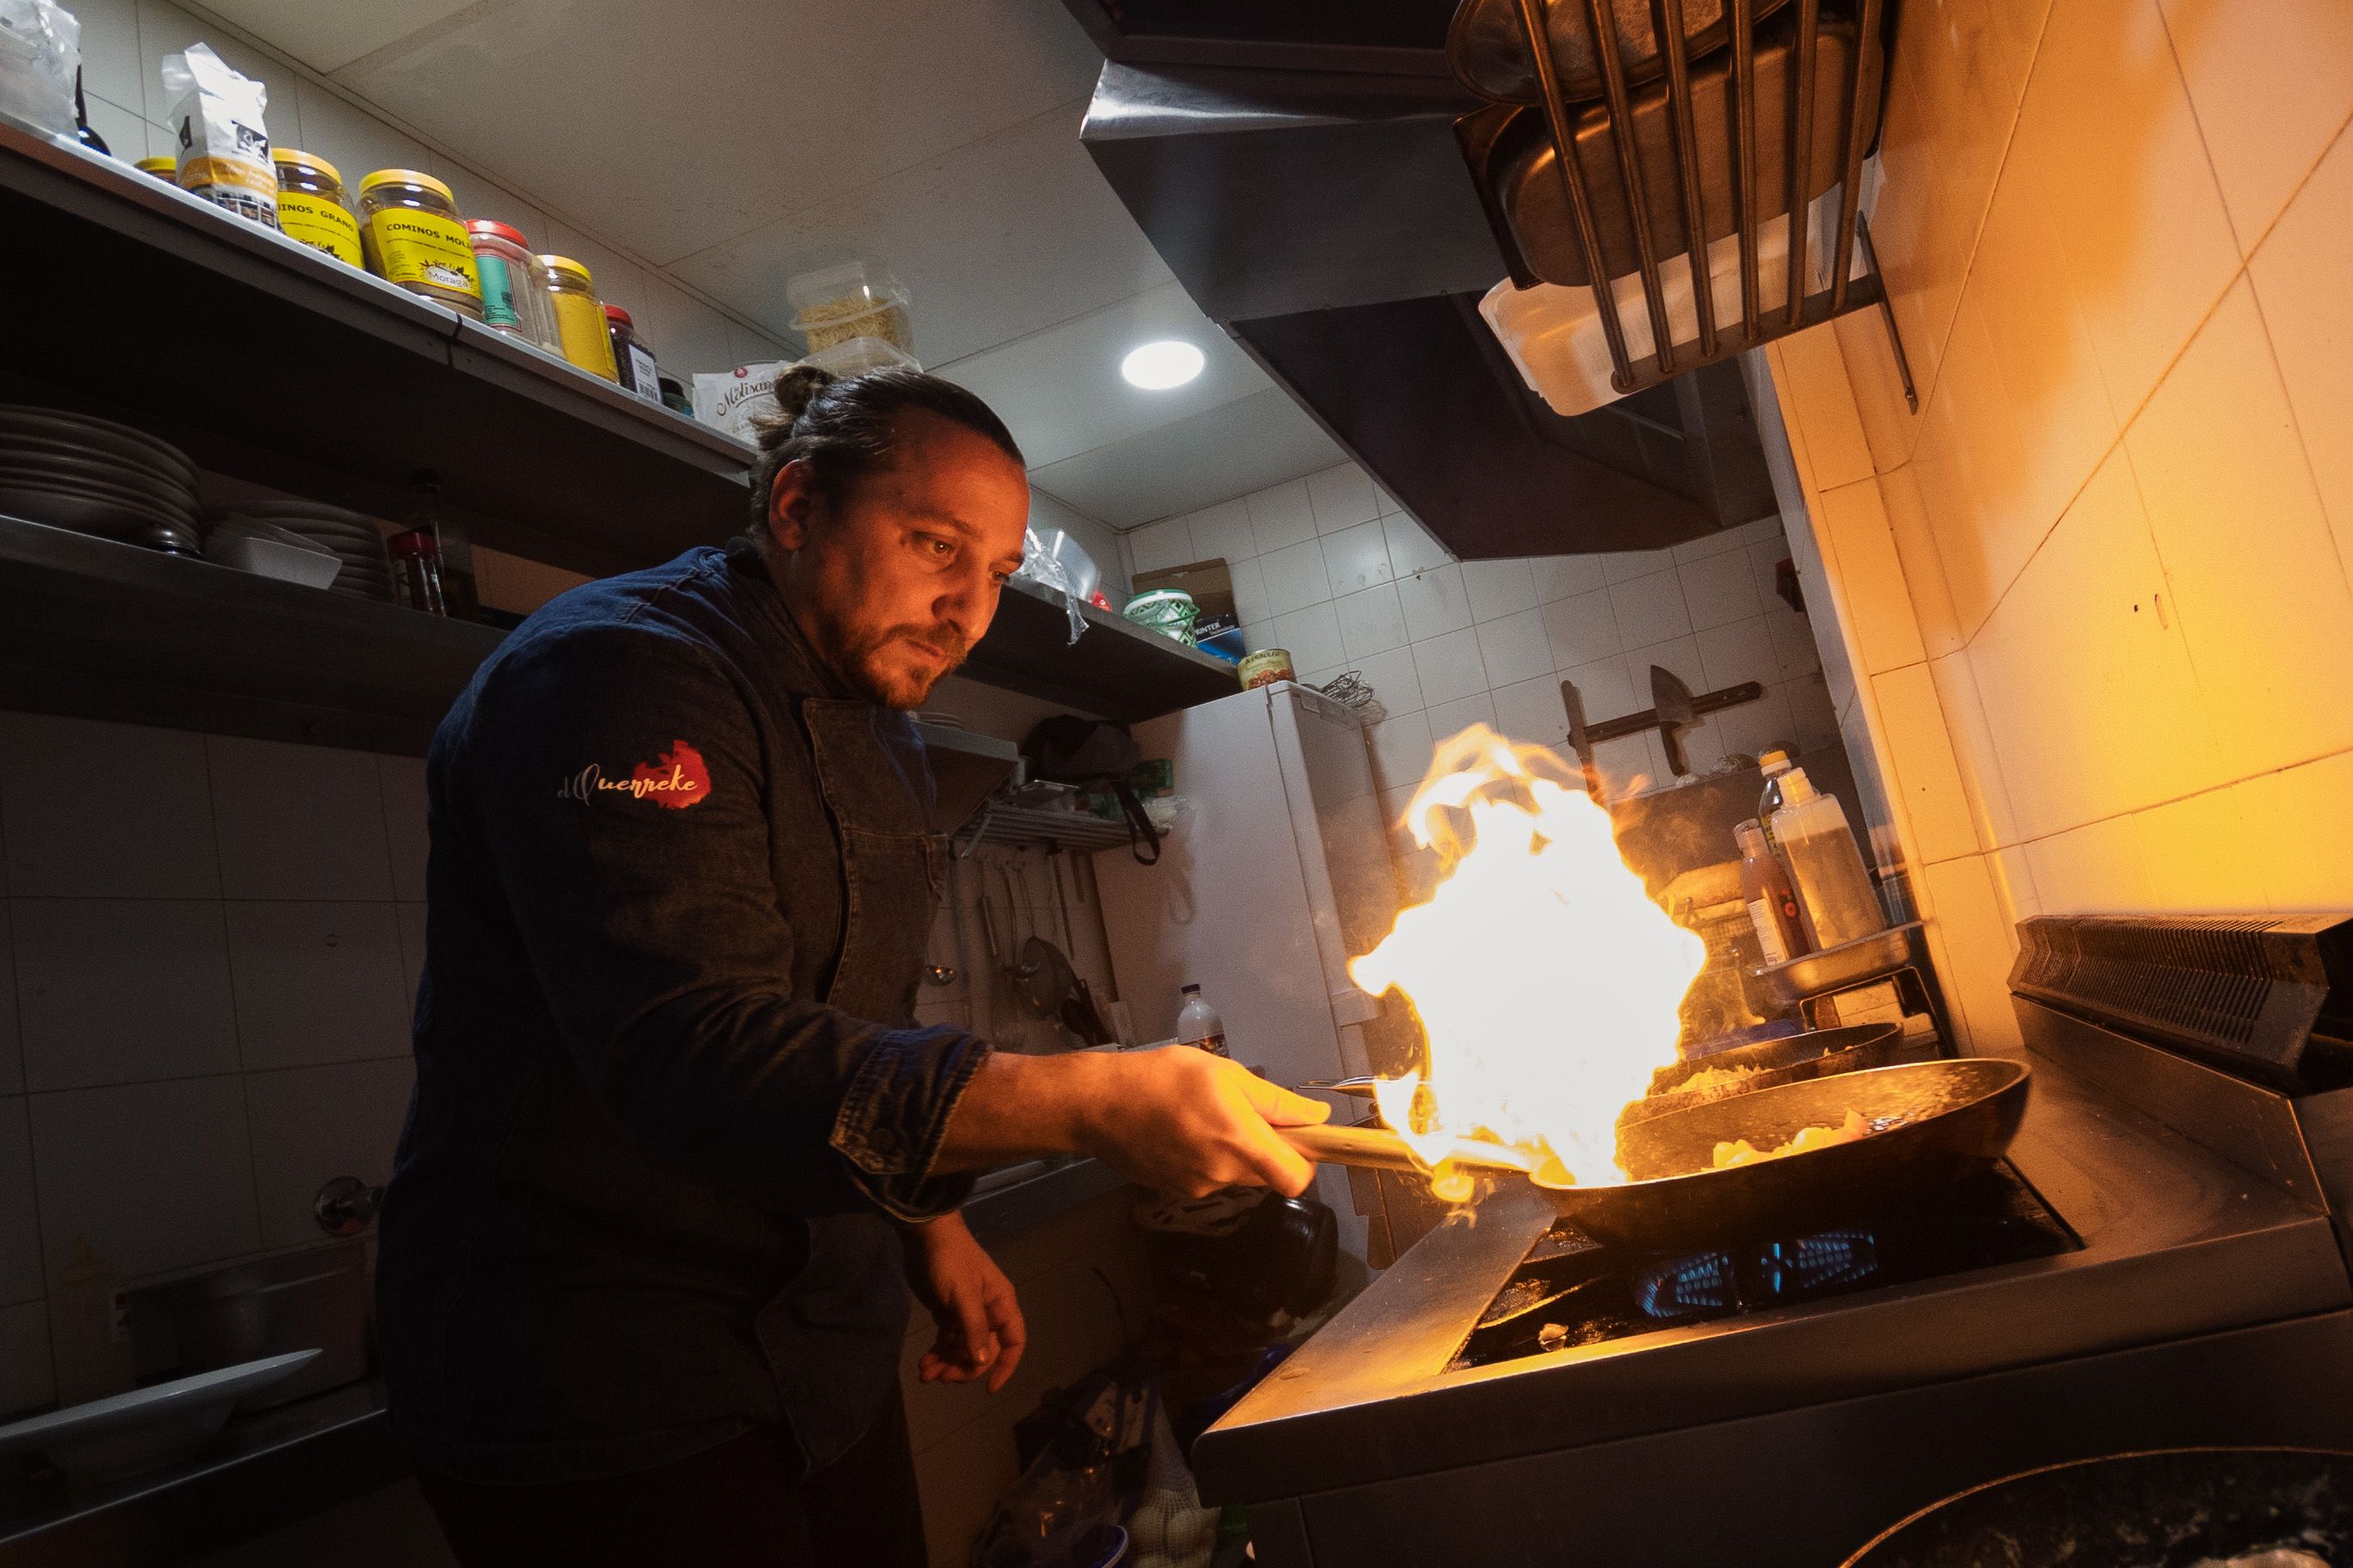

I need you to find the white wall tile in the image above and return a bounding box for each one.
[1225,556,1271,631]
[1602,549,1676,583]
[1872,665,1981,864]
[1750,536,1793,610]
[1814,477,1927,676]
[1786,672,1843,751]
[1383,516,1452,577]
[1424,694,1496,746]
[1350,645,1425,717]
[223,902,412,1071]
[1560,655,1638,728]
[1186,498,1258,565]
[1491,674,1572,749]
[1606,568,1692,644]
[1678,547,1764,631]
[2160,0,2353,252]
[0,1101,41,1305]
[1766,601,1823,680]
[1460,558,1537,625]
[1305,464,1381,534]
[1917,854,2023,1052]
[1244,479,1318,552]
[1539,587,1622,671]
[1396,565,1471,643]
[1320,520,1394,598]
[1714,681,1794,760]
[71,0,142,111]
[1335,584,1409,660]
[726,320,790,369]
[80,93,148,161]
[1125,515,1195,575]
[0,1301,50,1419]
[1474,607,1553,689]
[1258,538,1333,617]
[2251,126,2353,577]
[1268,603,1345,678]
[208,737,394,901]
[0,715,219,899]
[243,1059,413,1251]
[1531,554,1607,604]
[2242,748,2353,913]
[290,79,437,194]
[376,755,429,904]
[1695,613,1777,692]
[620,273,734,383]
[1625,634,1704,692]
[1410,628,1489,708]
[1364,711,1435,796]
[29,1076,259,1280]
[12,900,238,1091]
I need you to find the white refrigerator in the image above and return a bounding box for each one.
[1093,681,1418,1273]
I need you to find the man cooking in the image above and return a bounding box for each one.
[376,365,1331,1565]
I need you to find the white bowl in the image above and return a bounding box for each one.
[205,531,342,589]
[0,1349,321,1476]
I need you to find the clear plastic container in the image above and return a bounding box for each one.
[1768,768,1885,949]
[357,169,482,318]
[1175,983,1229,1058]
[271,149,362,268]
[788,262,913,356]
[1757,747,1797,857]
[536,254,620,381]
[467,219,560,352]
[800,333,920,378]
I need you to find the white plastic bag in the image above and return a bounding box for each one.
[691,362,787,439]
[1011,524,1087,644]
[0,0,80,138]
[161,43,275,226]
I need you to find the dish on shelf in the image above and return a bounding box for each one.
[0,1349,321,1477]
[0,405,199,544]
[203,522,343,588]
[226,500,396,602]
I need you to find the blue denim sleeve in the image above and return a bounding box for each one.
[460,620,986,1222]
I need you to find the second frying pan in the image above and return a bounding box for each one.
[1286,1059,2031,1253]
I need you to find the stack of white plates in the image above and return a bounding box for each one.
[0,405,200,551]
[226,501,395,602]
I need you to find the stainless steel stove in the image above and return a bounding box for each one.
[1194,914,2353,1568]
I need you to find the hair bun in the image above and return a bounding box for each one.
[755,365,837,447]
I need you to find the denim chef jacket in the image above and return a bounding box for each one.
[376,541,989,1486]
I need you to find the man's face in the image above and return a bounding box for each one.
[767,410,1030,710]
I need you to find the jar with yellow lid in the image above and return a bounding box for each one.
[132,156,177,183]
[358,169,483,318]
[271,149,363,269]
[536,254,620,381]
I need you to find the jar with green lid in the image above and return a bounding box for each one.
[536,254,619,381]
[271,149,363,269]
[358,169,483,318]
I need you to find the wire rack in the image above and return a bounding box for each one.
[958,802,1134,856]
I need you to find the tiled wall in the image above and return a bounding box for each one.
[0,713,421,1416]
[66,0,792,381]
[1754,0,2353,1053]
[1121,464,1840,869]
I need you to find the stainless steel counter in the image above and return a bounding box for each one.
[1194,1048,2353,1509]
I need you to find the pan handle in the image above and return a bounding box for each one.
[1281,1122,1533,1176]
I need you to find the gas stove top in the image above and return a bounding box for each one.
[1452,1163,2079,1370]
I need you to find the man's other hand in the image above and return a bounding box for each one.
[907,1212,1025,1394]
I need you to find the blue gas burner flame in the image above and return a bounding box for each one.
[1634,1229,1881,1321]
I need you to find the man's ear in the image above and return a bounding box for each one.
[768,459,818,551]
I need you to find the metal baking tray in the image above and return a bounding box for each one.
[1746,921,1925,1009]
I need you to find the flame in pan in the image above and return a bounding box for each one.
[1351,726,1706,1189]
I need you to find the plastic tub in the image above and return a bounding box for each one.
[801,333,920,378]
[788,262,913,356]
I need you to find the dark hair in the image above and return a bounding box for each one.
[747,365,1024,532]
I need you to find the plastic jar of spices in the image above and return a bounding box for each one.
[536,255,619,381]
[133,156,177,182]
[271,149,363,268]
[466,220,560,351]
[603,307,663,405]
[357,170,483,319]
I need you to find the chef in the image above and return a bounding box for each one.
[376,364,1330,1566]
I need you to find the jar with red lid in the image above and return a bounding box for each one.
[465,219,561,352]
[603,306,663,406]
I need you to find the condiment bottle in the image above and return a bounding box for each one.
[603,306,663,406]
[388,528,448,615]
[1176,983,1229,1058]
[1735,818,1807,965]
[357,169,484,319]
[466,219,561,352]
[52,1236,134,1406]
[1768,768,1885,949]
[1757,748,1797,856]
[271,149,364,268]
[536,254,620,381]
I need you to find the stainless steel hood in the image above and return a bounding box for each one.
[1076,38,1781,558]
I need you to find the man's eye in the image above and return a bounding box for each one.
[921,536,954,558]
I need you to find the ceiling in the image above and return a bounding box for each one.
[195,0,1343,528]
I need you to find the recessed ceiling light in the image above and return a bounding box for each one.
[1121,339,1206,390]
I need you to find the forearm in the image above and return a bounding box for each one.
[932,1050,1114,1173]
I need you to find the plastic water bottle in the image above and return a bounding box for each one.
[1768,767,1886,949]
[1175,984,1229,1058]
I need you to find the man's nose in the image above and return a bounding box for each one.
[936,562,997,639]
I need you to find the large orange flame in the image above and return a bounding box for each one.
[1351,726,1706,1188]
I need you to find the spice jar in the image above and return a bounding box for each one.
[603,306,663,405]
[466,220,560,351]
[133,156,177,182]
[357,169,483,319]
[388,529,447,615]
[536,255,619,381]
[271,149,363,268]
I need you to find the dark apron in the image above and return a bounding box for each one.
[756,699,945,1475]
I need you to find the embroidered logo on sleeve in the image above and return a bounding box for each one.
[558,740,712,808]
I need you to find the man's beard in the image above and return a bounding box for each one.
[820,616,969,710]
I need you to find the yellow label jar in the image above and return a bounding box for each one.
[536,254,620,381]
[358,169,483,318]
[271,149,363,268]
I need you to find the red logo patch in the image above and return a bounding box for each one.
[632,740,711,809]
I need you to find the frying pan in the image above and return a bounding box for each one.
[1285,1059,2032,1253]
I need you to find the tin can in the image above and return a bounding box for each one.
[1238,648,1295,691]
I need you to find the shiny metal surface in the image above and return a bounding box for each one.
[1194,1051,2352,1506]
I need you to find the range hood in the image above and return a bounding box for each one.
[1071,3,1814,558]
